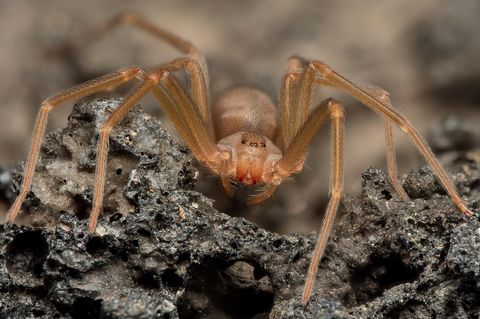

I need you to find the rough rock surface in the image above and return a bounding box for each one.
[0,98,479,318]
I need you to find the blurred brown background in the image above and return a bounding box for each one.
[1,0,479,234]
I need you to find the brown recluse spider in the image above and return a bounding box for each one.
[4,12,473,305]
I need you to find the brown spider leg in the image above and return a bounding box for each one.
[384,119,409,200]
[279,56,306,151]
[309,61,473,217]
[276,98,345,305]
[355,84,409,200]
[48,12,211,135]
[89,67,219,232]
[246,58,305,204]
[149,65,218,163]
[302,99,344,305]
[251,57,319,205]
[5,67,145,223]
[90,78,157,232]
[161,57,213,139]
[48,11,206,71]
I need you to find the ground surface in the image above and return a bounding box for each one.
[0,99,478,318]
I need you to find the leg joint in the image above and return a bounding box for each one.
[286,55,306,72]
[41,101,54,112]
[114,11,140,25]
[120,66,146,81]
[148,68,170,85]
[326,98,345,118]
[284,71,302,83]
[311,60,333,77]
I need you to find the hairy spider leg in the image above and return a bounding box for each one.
[89,61,219,232]
[47,11,212,136]
[280,59,474,305]
[288,99,344,305]
[309,60,472,217]
[5,67,146,223]
[356,83,410,200]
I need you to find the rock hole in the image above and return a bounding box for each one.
[178,259,274,319]
[32,309,46,317]
[381,190,392,200]
[134,269,160,289]
[177,252,191,263]
[349,254,419,306]
[73,194,90,220]
[374,219,386,228]
[46,259,59,271]
[272,238,284,249]
[115,168,123,175]
[86,236,107,257]
[137,227,152,237]
[130,239,139,248]
[70,297,102,319]
[469,179,480,190]
[162,268,184,288]
[6,230,49,284]
[109,212,123,222]
[385,300,424,319]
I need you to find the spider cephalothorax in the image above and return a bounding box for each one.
[5,12,474,305]
[233,131,271,185]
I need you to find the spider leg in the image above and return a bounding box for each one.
[89,65,219,233]
[47,11,206,72]
[355,84,409,200]
[159,57,213,139]
[249,57,326,205]
[384,119,409,200]
[148,65,218,164]
[277,98,345,305]
[308,60,472,217]
[278,56,306,150]
[90,77,157,232]
[5,67,146,224]
[48,12,212,136]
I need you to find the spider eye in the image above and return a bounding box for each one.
[250,142,258,147]
[261,142,266,148]
[241,139,247,144]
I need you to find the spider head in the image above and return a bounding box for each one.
[216,131,282,189]
[235,132,268,185]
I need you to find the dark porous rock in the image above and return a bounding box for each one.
[0,98,479,318]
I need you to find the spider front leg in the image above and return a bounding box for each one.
[301,100,344,305]
[275,98,345,305]
[309,60,473,217]
[47,11,210,124]
[89,76,158,232]
[89,63,219,233]
[5,67,145,224]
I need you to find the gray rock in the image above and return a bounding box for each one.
[0,98,478,318]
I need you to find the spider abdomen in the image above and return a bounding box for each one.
[211,87,278,141]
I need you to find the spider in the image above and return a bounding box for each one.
[4,12,473,305]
